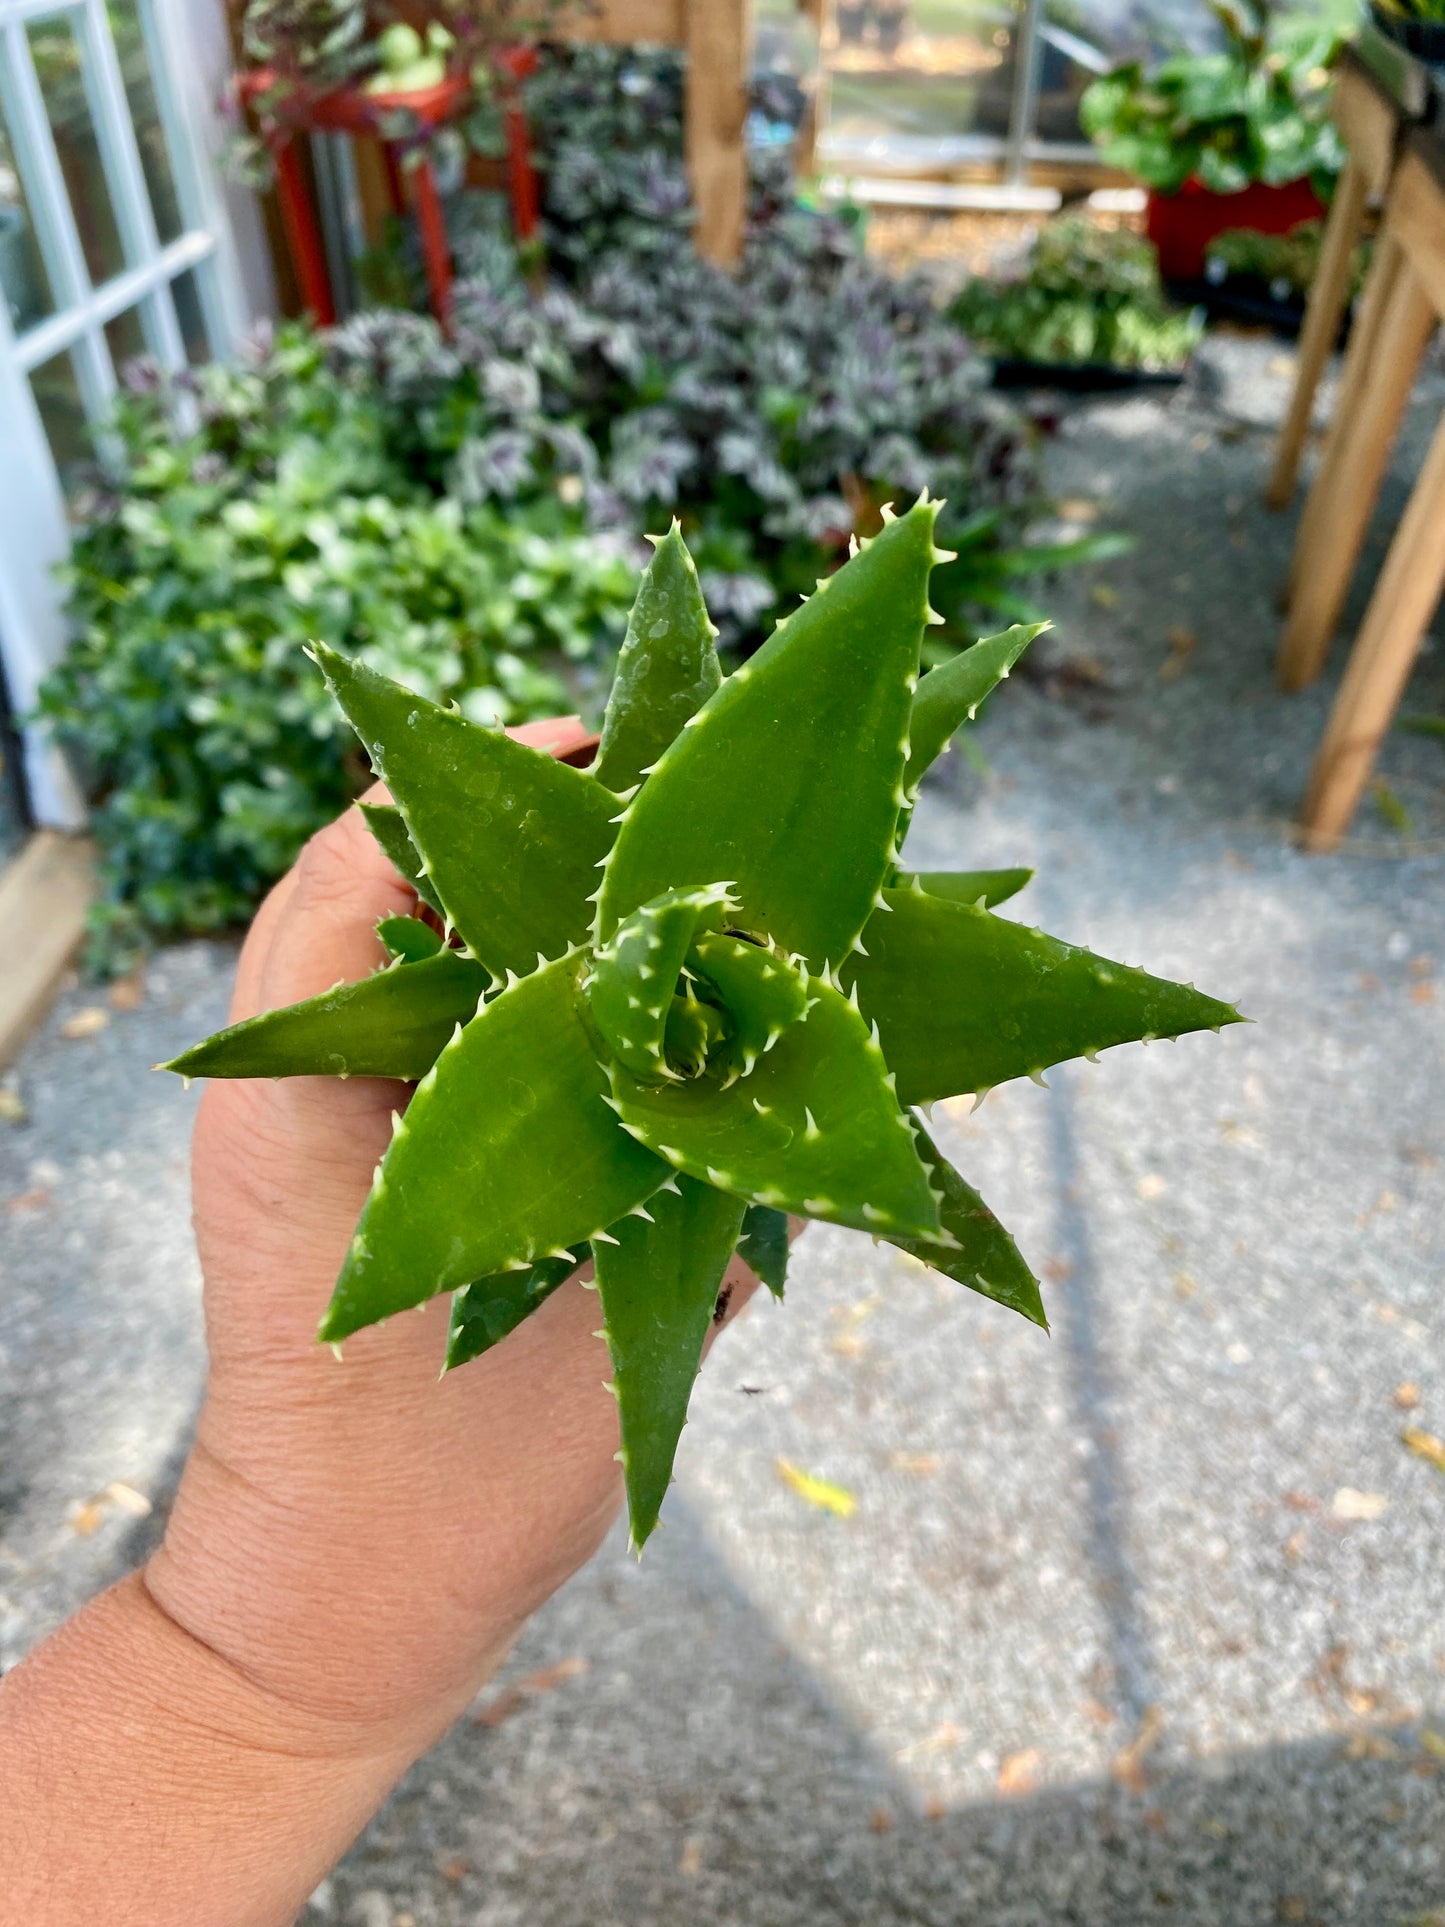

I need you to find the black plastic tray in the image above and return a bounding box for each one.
[989,357,1190,393]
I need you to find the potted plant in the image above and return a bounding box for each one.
[950,218,1205,387]
[1366,0,1445,65]
[164,499,1241,1549]
[1079,0,1348,283]
[1203,217,1369,335]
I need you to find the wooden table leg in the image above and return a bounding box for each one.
[1275,246,1434,693]
[1300,404,1445,848]
[1282,227,1401,613]
[409,151,453,333]
[1265,156,1370,511]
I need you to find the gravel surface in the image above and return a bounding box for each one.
[2,336,1443,1926]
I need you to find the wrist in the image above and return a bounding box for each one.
[144,1425,529,1749]
[0,1571,423,1927]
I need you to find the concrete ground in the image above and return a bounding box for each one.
[2,337,1444,1926]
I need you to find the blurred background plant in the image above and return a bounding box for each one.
[1079,0,1348,198]
[951,219,1205,373]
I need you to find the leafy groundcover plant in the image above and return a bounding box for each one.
[167,498,1240,1547]
[951,220,1205,374]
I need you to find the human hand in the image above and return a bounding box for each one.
[146,719,762,1761]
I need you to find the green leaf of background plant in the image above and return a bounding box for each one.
[319,955,668,1341]
[608,966,940,1241]
[843,887,1243,1105]
[594,1175,746,1547]
[591,522,721,794]
[597,500,941,971]
[163,947,488,1082]
[314,643,617,976]
[891,1122,1046,1328]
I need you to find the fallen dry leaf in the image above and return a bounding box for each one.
[923,1798,947,1821]
[1043,1255,1073,1284]
[893,1721,960,1762]
[1158,626,1197,683]
[437,1860,468,1884]
[997,1748,1043,1797]
[1284,1529,1308,1563]
[888,1451,939,1477]
[1331,1488,1389,1522]
[472,1655,588,1726]
[1056,498,1099,523]
[830,1331,866,1358]
[776,1458,857,1518]
[1396,1383,1421,1410]
[1136,1173,1166,1200]
[1112,1705,1165,1794]
[4,1188,52,1215]
[869,1807,894,1834]
[1174,1271,1198,1299]
[105,1481,152,1518]
[67,1500,104,1536]
[1410,982,1436,1005]
[60,1006,109,1040]
[679,1838,704,1875]
[108,966,147,1012]
[1402,1427,1445,1476]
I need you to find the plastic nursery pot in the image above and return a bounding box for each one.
[1145,177,1326,284]
[1367,0,1445,65]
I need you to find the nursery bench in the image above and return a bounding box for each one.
[1265,47,1405,512]
[1282,132,1445,847]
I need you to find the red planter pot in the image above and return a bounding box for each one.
[1145,176,1326,283]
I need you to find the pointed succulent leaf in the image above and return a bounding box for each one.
[905,623,1047,791]
[687,931,808,1073]
[608,965,940,1241]
[586,883,732,1080]
[844,889,1244,1106]
[163,949,489,1082]
[592,522,721,794]
[662,992,727,1077]
[312,643,616,977]
[597,500,941,971]
[737,1202,789,1300]
[902,868,1033,909]
[361,802,443,913]
[594,1176,746,1548]
[377,914,444,963]
[891,1122,1046,1328]
[318,955,668,1341]
[445,1249,585,1372]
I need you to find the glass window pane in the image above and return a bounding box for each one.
[0,96,55,331]
[104,299,148,377]
[169,265,211,364]
[109,0,183,243]
[29,347,93,498]
[28,13,125,285]
[820,1,1019,166]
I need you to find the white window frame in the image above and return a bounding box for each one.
[0,0,268,828]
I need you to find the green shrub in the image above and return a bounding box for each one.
[951,219,1204,372]
[39,349,634,970]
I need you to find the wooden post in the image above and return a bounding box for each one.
[1300,403,1445,847]
[685,0,752,266]
[1274,240,1434,692]
[1264,156,1370,510]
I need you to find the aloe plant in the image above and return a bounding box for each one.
[168,497,1241,1547]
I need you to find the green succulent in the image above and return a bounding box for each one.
[167,498,1242,1548]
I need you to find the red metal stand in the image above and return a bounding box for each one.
[238,58,542,332]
